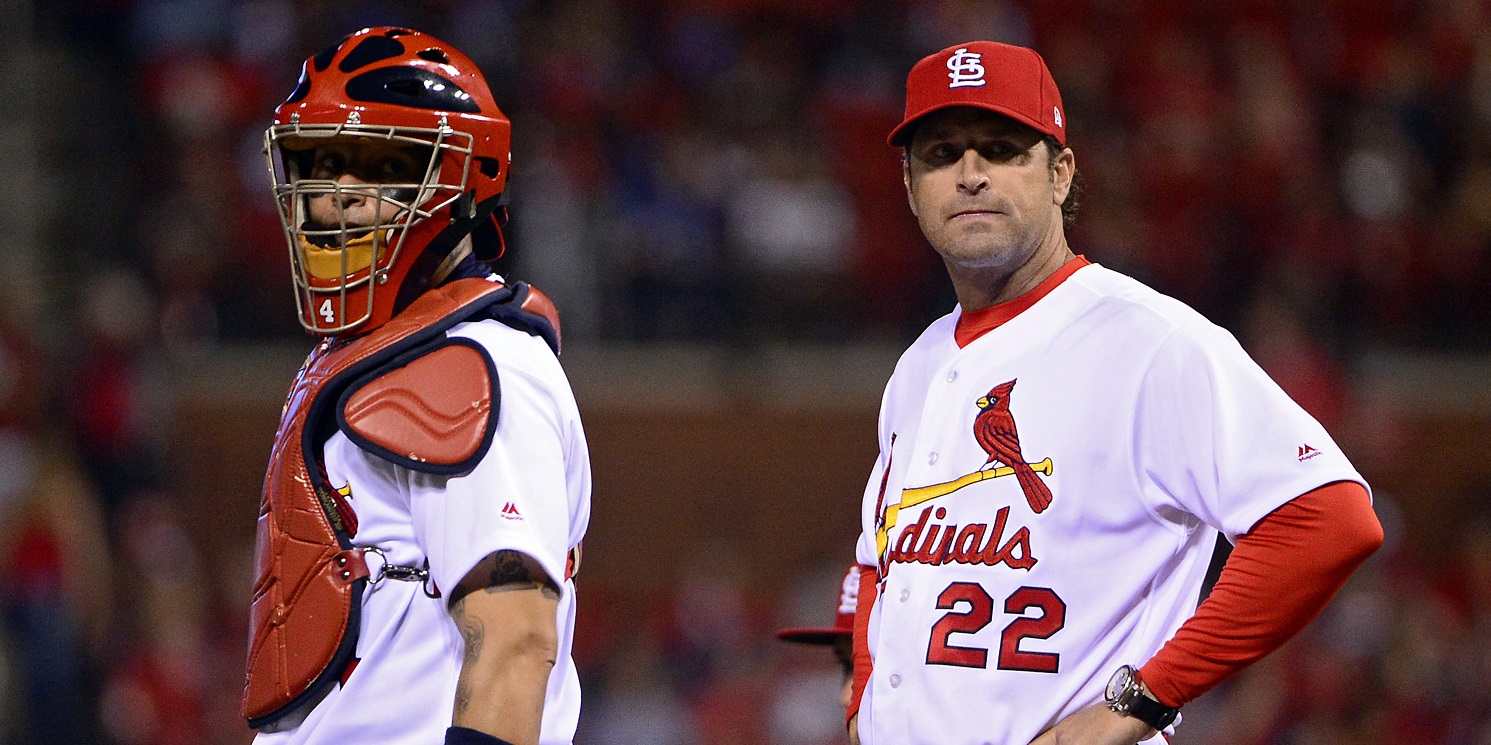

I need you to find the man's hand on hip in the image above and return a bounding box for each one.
[1028,703,1155,745]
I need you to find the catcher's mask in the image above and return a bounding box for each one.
[265,26,511,335]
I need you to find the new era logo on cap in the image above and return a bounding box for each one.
[889,40,1067,147]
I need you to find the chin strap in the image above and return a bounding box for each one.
[470,192,509,262]
[391,192,506,317]
[429,237,474,287]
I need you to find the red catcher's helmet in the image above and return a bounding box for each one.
[265,27,511,335]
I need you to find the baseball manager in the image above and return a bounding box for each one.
[848,40,1382,745]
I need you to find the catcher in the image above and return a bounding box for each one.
[242,28,590,745]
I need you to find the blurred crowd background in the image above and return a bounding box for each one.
[1,0,1489,743]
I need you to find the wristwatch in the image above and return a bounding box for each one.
[1104,665,1179,730]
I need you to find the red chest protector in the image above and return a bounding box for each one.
[242,278,560,728]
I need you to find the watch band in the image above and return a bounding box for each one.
[1105,665,1179,731]
[1124,687,1179,730]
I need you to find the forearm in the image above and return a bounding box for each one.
[449,550,561,745]
[1140,481,1382,707]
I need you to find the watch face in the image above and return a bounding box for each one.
[1105,666,1133,702]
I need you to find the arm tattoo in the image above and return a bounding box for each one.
[483,549,561,600]
[451,606,484,717]
[456,610,485,667]
[453,679,472,716]
[485,550,533,589]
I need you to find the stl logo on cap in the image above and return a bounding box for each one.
[946,48,987,88]
[888,40,1068,147]
[837,565,861,615]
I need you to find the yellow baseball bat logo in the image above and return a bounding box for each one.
[876,458,1054,558]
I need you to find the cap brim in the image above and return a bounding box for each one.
[776,627,851,645]
[887,101,1059,147]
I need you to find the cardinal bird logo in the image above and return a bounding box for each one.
[872,382,1056,561]
[974,380,1053,514]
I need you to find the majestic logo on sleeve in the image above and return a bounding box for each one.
[946,48,987,88]
[876,379,1053,574]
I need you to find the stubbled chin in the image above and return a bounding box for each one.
[934,234,1033,270]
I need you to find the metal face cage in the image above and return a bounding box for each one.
[264,117,475,334]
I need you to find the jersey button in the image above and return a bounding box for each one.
[889,674,902,688]
[899,589,909,602]
[927,452,938,465]
[946,370,958,382]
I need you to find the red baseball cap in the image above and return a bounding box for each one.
[888,41,1067,147]
[777,565,860,645]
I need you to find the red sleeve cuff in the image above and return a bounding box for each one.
[1141,480,1382,707]
[847,564,878,725]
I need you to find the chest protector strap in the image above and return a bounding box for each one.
[243,279,560,728]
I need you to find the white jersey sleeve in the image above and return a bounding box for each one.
[856,459,885,569]
[411,319,590,597]
[1133,321,1368,542]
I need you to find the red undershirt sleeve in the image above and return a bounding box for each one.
[847,564,878,726]
[1139,480,1383,708]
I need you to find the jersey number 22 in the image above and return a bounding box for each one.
[925,583,1066,673]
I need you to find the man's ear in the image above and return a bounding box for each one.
[903,153,918,217]
[1051,147,1075,207]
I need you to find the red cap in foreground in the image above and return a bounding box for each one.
[889,40,1066,147]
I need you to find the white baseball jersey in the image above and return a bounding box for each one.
[257,317,591,745]
[854,262,1365,744]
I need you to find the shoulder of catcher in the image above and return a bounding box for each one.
[335,335,500,475]
[485,281,562,355]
